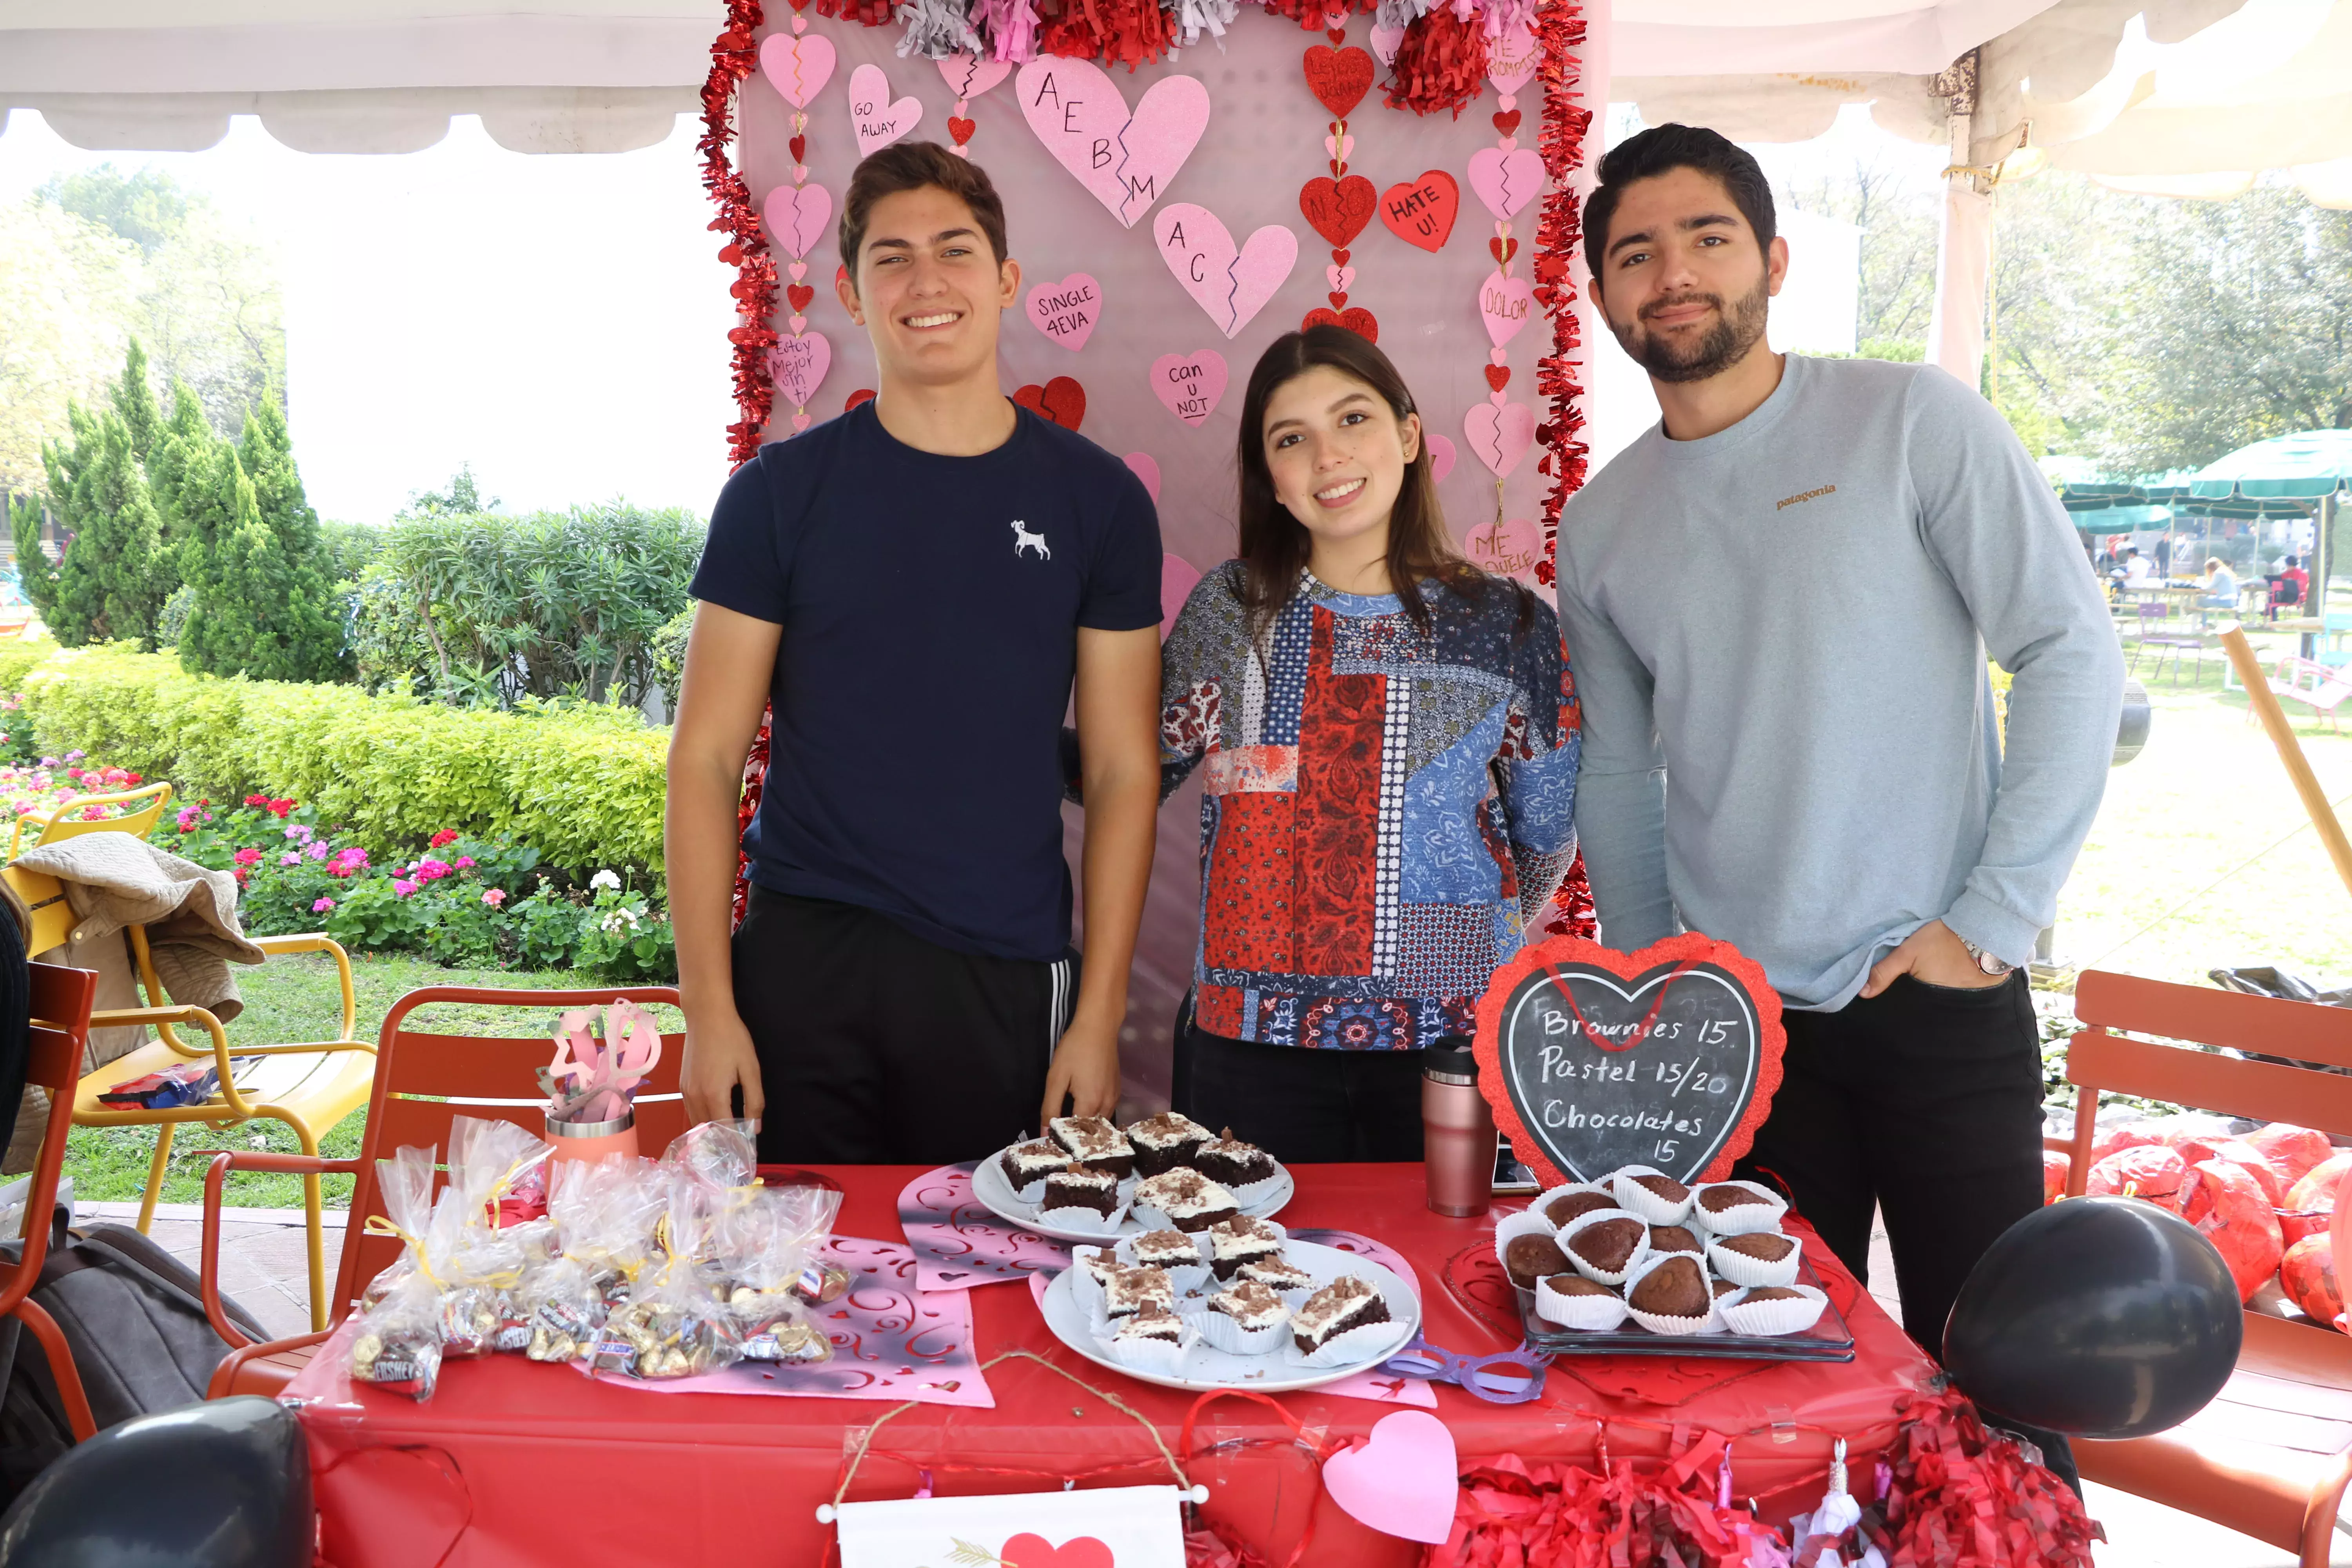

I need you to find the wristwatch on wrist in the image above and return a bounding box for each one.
[1958,937,2014,977]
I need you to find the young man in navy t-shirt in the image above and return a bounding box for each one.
[667,142,1164,1163]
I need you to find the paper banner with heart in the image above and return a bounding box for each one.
[1379,170,1459,252]
[758,32,837,108]
[1302,43,1375,118]
[1468,146,1546,221]
[1463,400,1534,478]
[1322,1410,1459,1544]
[1159,552,1200,638]
[1486,22,1541,95]
[1149,348,1228,427]
[1464,515,1541,579]
[1299,174,1376,247]
[1154,204,1297,339]
[1014,376,1087,430]
[766,331,831,413]
[1025,272,1102,352]
[846,63,923,157]
[762,182,832,259]
[1016,59,1209,228]
[937,51,1012,100]
[1123,451,1160,503]
[1426,432,1456,483]
[1479,268,1536,348]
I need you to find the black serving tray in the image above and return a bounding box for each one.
[1516,1258,1857,1363]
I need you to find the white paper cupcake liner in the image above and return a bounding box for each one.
[1069,1245,1117,1317]
[1721,1284,1828,1337]
[1038,1196,1131,1237]
[1609,1165,1695,1225]
[1491,1206,1567,1287]
[1223,1167,1287,1209]
[1207,1221,1287,1279]
[1557,1207,1653,1288]
[1622,1250,1717,1336]
[1009,1171,1054,1204]
[1530,1181,1617,1235]
[1199,1306,1290,1355]
[1688,1179,1789,1236]
[1116,1235,1211,1294]
[1240,1270,1318,1307]
[1096,1323,1198,1376]
[1706,1232,1802,1289]
[1535,1274,1630,1331]
[1287,1310,1411,1369]
[1644,1223,1706,1258]
[1129,1195,1240,1235]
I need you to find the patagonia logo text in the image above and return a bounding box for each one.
[1777,485,1837,511]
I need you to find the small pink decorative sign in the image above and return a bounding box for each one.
[1026,272,1102,352]
[936,52,1012,100]
[1464,400,1535,479]
[1153,204,1297,339]
[762,181,833,260]
[1323,1411,1461,1544]
[1150,349,1228,427]
[758,32,837,108]
[1465,515,1541,580]
[767,330,832,414]
[1486,24,1542,96]
[1160,552,1202,638]
[898,1161,1072,1290]
[1478,268,1536,348]
[1468,147,1546,221]
[846,63,923,157]
[1016,60,1208,228]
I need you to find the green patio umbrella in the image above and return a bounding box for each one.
[2189,430,2348,604]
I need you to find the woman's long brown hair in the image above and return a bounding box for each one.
[1235,326,1512,642]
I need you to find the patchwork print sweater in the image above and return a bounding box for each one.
[1161,563,1581,1051]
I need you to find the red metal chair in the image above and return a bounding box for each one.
[196,985,684,1400]
[0,963,102,1441]
[2054,971,2352,1568]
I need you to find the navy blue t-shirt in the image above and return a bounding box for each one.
[691,401,1163,962]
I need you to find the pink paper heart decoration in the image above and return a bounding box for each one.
[1468,146,1546,220]
[1321,1411,1459,1544]
[758,33,836,109]
[1026,272,1102,352]
[1016,60,1209,228]
[1324,133,1354,163]
[1326,264,1355,294]
[763,182,833,259]
[1486,23,1541,95]
[1465,515,1541,578]
[1151,349,1228,426]
[1153,203,1297,339]
[847,64,923,158]
[1479,268,1536,347]
[1426,432,1456,483]
[1465,400,1535,479]
[767,330,832,412]
[1160,552,1201,638]
[1367,22,1406,66]
[1123,451,1160,502]
[937,53,1012,100]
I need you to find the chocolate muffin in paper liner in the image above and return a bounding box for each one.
[1623,1252,1716,1336]
[1609,1165,1695,1225]
[1707,1228,1802,1289]
[1537,1183,1618,1231]
[1720,1283,1828,1337]
[1535,1272,1629,1332]
[1691,1179,1788,1236]
[1558,1207,1653,1287]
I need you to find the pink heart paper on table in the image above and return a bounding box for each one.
[1468,146,1546,220]
[1486,23,1541,95]
[1322,1410,1459,1544]
[1479,267,1536,347]
[847,64,922,157]
[1016,59,1208,228]
[937,52,1012,100]
[767,330,831,412]
[1151,349,1228,426]
[759,32,836,109]
[1160,552,1201,638]
[1465,400,1535,478]
[1426,432,1456,483]
[1465,515,1541,579]
[1026,272,1102,352]
[1123,451,1160,502]
[762,182,833,259]
[1153,204,1296,340]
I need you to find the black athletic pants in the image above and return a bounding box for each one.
[1731,970,2077,1490]
[732,886,1077,1166]
[1173,1014,1430,1163]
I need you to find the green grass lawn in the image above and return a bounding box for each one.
[62,953,679,1211]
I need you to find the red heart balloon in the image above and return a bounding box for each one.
[786,283,815,312]
[1302,44,1375,118]
[1491,109,1521,136]
[947,115,976,144]
[845,388,875,411]
[1302,306,1379,343]
[1000,1536,1115,1568]
[1013,376,1087,431]
[1379,170,1460,252]
[1489,237,1518,266]
[1484,364,1511,393]
[1298,174,1376,247]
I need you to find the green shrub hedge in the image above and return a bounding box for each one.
[11,641,670,878]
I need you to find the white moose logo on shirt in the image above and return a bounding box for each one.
[1010,520,1051,561]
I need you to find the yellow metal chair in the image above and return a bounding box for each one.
[8,780,176,859]
[1,853,374,1332]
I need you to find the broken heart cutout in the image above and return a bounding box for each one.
[1014,376,1087,430]
[1016,59,1208,228]
[1154,203,1297,339]
[1463,399,1534,478]
[762,181,832,259]
[1468,146,1546,221]
[1299,174,1376,247]
[758,32,836,108]
[1301,305,1378,342]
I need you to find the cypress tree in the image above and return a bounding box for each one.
[178,413,346,682]
[109,339,165,463]
[48,414,169,647]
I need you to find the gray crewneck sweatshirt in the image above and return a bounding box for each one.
[1555,354,2124,1009]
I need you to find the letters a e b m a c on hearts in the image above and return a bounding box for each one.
[1016,58,1209,228]
[1153,203,1298,339]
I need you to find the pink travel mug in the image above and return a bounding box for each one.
[1422,1045,1495,1218]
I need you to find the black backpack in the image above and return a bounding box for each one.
[0,1198,270,1505]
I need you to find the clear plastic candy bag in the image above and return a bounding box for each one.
[598,1174,744,1381]
[350,1143,446,1399]
[715,1184,841,1365]
[433,1117,551,1359]
[516,1153,660,1363]
[663,1119,760,1195]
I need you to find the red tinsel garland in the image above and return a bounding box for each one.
[816,0,895,23]
[1383,5,1488,118]
[1040,0,1174,69]
[1434,1453,1751,1568]
[700,0,779,468]
[1528,0,1591,588]
[1874,1389,2103,1568]
[1261,0,1376,30]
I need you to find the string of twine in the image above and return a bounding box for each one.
[830,1349,1191,1508]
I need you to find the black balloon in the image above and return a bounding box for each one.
[1944,1196,2242,1440]
[0,1396,311,1568]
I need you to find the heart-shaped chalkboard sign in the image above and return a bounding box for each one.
[1473,933,1786,1189]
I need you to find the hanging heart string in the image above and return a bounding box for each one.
[1466,19,1544,534]
[935,51,1012,157]
[1298,22,1381,341]
[757,6,838,436]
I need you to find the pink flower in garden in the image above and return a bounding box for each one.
[285,824,313,844]
[454,857,475,870]
[232,848,263,867]
[176,806,200,830]
[416,858,452,882]
[392,878,419,897]
[312,897,335,913]
[430,829,461,849]
[279,852,301,866]
[332,848,369,872]
[481,888,506,907]
[307,842,332,861]
[79,806,107,820]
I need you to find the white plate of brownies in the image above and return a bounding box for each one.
[1038,1237,1418,1393]
[973,1112,1293,1244]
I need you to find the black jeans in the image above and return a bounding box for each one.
[1174,1018,1429,1162]
[1731,970,2077,1490]
[731,886,1076,1165]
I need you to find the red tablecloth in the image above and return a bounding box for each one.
[286,1165,1936,1566]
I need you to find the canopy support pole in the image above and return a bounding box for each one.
[1926,51,1989,391]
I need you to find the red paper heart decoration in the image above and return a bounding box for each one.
[1302,44,1375,118]
[1299,175,1376,247]
[948,115,976,144]
[1333,247,1350,265]
[1379,170,1459,252]
[845,388,875,410]
[1327,290,1348,309]
[1000,1535,1115,1568]
[789,134,807,162]
[1491,109,1521,137]
[1014,376,1087,430]
[1325,25,1347,44]
[1302,305,1379,342]
[1488,237,1517,266]
[786,283,815,312]
[1484,364,1510,393]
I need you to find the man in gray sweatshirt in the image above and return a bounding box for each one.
[1556,127,2123,1408]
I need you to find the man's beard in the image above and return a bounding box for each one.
[1613,276,1770,385]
